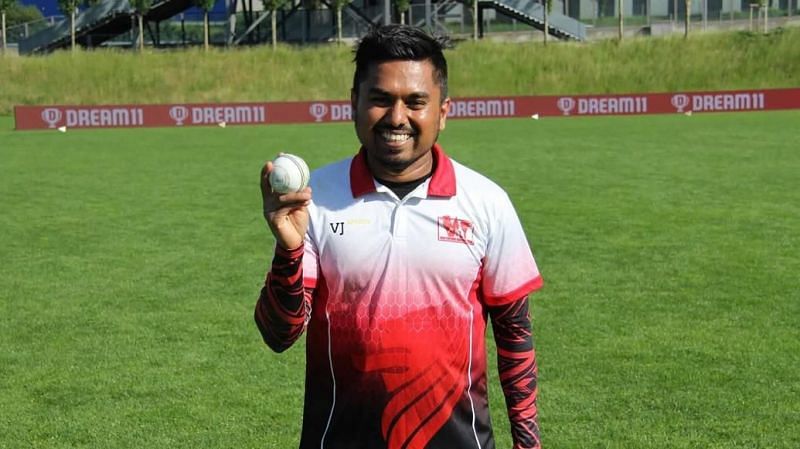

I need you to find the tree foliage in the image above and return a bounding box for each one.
[331,0,350,43]
[262,0,287,49]
[57,0,79,15]
[130,0,152,51]
[542,0,552,45]
[684,0,691,38]
[396,0,410,24]
[5,2,43,26]
[194,0,215,50]
[0,0,12,52]
[0,0,15,13]
[57,0,79,50]
[130,0,153,14]
[262,0,287,10]
[194,0,215,11]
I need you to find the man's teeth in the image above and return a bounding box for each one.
[381,132,411,142]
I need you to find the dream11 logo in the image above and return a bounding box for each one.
[41,108,62,128]
[671,94,690,113]
[556,97,576,116]
[309,103,328,122]
[169,106,189,126]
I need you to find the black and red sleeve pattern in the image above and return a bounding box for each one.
[254,245,310,353]
[488,296,541,449]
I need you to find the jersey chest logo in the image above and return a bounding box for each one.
[437,216,474,245]
[327,218,372,236]
[329,222,345,235]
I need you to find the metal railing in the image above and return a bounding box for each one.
[3,16,64,44]
[486,0,587,39]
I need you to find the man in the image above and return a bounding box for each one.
[255,25,543,449]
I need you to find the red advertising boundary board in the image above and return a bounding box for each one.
[14,87,800,131]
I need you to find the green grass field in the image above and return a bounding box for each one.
[1,111,798,448]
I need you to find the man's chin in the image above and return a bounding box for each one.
[364,141,432,174]
[369,142,411,162]
[376,154,415,173]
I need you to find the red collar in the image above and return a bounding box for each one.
[349,143,457,198]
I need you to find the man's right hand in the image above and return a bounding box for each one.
[260,160,312,251]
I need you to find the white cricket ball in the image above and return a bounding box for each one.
[269,153,310,193]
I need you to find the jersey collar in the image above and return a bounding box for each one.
[349,143,457,198]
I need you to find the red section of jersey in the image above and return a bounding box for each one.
[349,144,456,198]
[374,309,470,449]
[302,270,489,449]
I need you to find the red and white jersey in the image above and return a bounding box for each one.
[298,144,542,449]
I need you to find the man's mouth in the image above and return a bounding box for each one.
[378,130,413,144]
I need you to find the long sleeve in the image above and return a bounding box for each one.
[254,244,312,353]
[488,296,541,449]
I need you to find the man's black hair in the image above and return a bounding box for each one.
[352,25,449,102]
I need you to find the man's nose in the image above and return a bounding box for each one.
[385,100,409,127]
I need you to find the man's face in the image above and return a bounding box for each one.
[352,59,450,179]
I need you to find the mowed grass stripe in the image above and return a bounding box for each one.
[1,112,798,448]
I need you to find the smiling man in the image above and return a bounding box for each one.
[256,25,544,449]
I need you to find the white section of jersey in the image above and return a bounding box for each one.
[302,150,540,308]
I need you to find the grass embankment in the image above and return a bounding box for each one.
[1,27,799,115]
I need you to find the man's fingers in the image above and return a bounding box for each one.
[263,187,312,217]
[260,161,274,192]
[275,188,312,204]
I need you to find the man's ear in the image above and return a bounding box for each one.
[439,97,451,131]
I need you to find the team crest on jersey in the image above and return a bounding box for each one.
[438,216,474,245]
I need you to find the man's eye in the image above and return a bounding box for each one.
[370,97,391,106]
[407,100,426,109]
